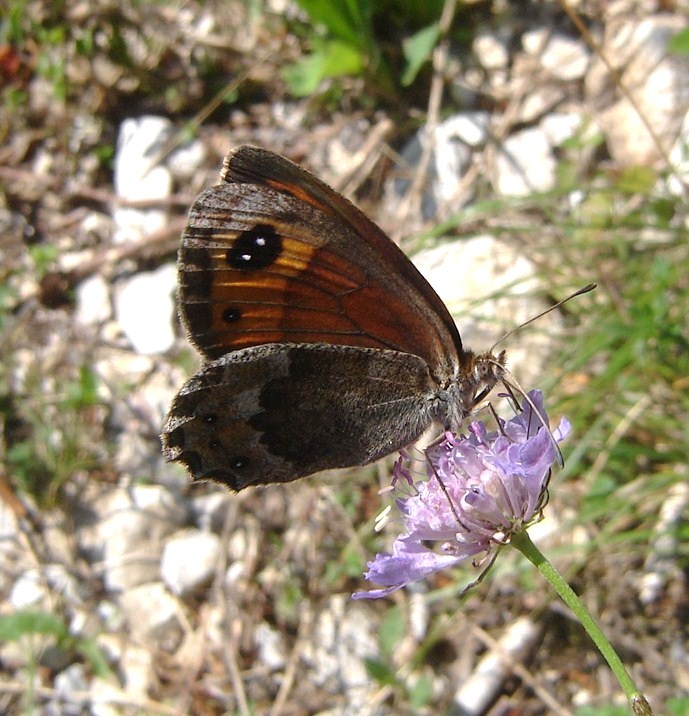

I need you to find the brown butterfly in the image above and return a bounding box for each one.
[162,145,505,490]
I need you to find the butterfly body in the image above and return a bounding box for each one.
[162,146,505,490]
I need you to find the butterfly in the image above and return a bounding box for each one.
[161,145,505,490]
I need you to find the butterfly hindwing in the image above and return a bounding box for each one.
[162,343,439,489]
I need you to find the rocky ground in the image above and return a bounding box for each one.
[1,1,689,714]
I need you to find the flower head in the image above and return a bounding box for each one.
[353,390,570,599]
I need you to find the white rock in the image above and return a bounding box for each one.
[437,111,491,149]
[430,113,491,210]
[118,582,184,647]
[408,591,430,642]
[540,112,584,146]
[95,349,157,388]
[519,85,567,123]
[412,236,559,388]
[474,32,510,69]
[495,126,555,196]
[587,15,689,166]
[80,211,113,243]
[76,274,112,326]
[10,568,47,608]
[10,565,82,610]
[115,263,177,354]
[255,623,287,671]
[190,490,234,532]
[388,112,491,221]
[524,31,589,81]
[302,596,378,711]
[161,529,221,596]
[90,677,125,716]
[0,500,21,594]
[168,139,208,180]
[113,116,173,244]
[640,480,689,604]
[76,484,189,593]
[119,644,154,696]
[97,600,124,631]
[53,662,89,697]
[453,617,543,715]
[46,663,90,715]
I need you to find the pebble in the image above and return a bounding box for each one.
[161,529,221,596]
[115,262,177,355]
[495,126,556,196]
[113,116,174,245]
[118,582,184,648]
[524,30,590,81]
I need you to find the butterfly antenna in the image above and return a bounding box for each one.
[499,369,565,468]
[489,283,597,354]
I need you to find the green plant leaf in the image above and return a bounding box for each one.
[575,705,629,716]
[28,243,59,278]
[668,26,689,54]
[615,165,657,194]
[408,672,434,709]
[364,656,397,686]
[284,40,364,96]
[401,22,439,86]
[668,696,689,715]
[294,0,373,50]
[379,604,405,658]
[76,636,113,678]
[0,610,69,641]
[62,366,100,410]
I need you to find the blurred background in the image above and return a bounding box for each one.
[1,1,688,714]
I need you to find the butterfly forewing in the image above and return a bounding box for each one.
[178,146,463,375]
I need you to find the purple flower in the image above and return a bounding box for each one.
[353,390,570,599]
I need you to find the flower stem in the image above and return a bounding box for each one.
[510,530,653,716]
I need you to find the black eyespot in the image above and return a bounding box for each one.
[222,307,241,322]
[231,456,249,470]
[227,224,282,270]
[203,414,218,424]
[209,439,220,449]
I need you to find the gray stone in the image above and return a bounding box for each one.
[115,263,177,355]
[118,582,184,649]
[76,484,189,592]
[255,623,287,671]
[113,116,173,244]
[387,112,491,222]
[587,15,689,166]
[474,32,510,70]
[412,236,560,388]
[76,274,112,326]
[302,596,379,711]
[495,126,555,197]
[161,529,221,596]
[524,30,589,81]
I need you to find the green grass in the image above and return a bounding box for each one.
[3,361,105,508]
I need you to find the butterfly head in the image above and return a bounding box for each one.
[438,349,507,432]
[470,349,507,403]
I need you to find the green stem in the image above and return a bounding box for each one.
[510,530,653,716]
